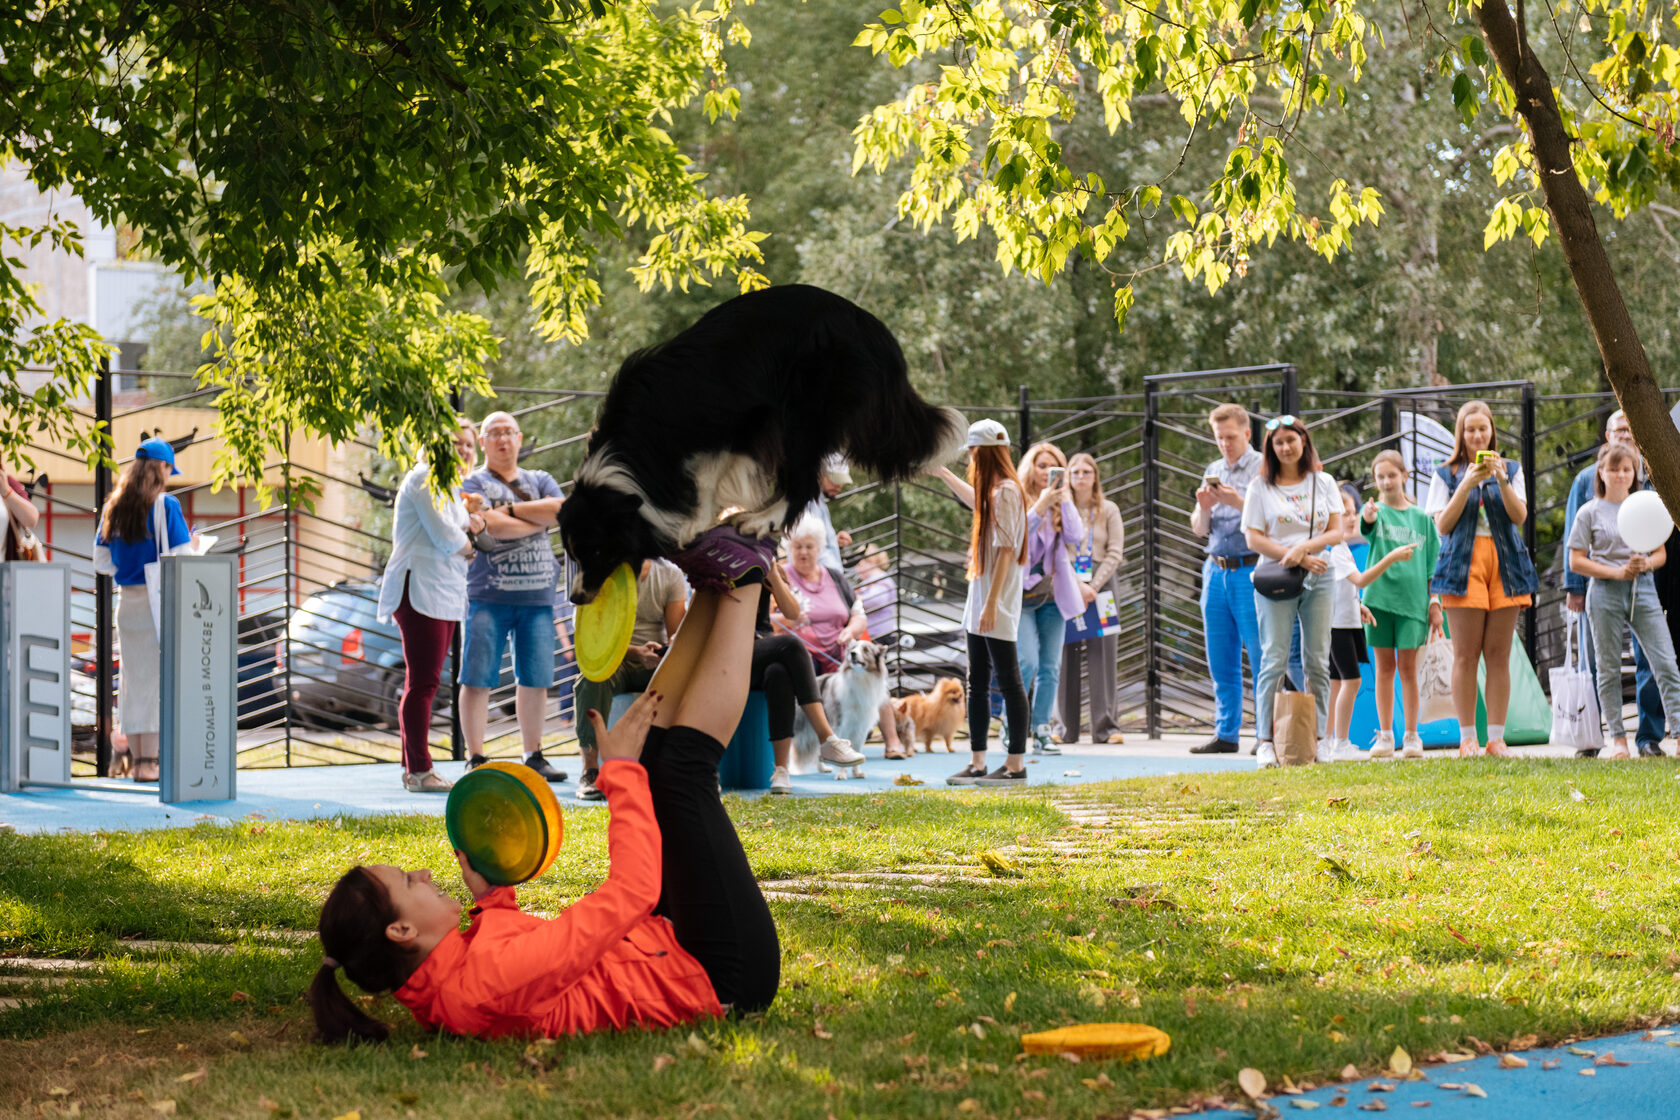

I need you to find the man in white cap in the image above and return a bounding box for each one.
[812,453,854,575]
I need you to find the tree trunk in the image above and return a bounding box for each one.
[1474,0,1680,515]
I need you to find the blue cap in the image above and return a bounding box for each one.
[135,437,181,475]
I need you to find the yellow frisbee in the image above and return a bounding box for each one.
[444,761,563,886]
[575,562,638,682]
[1021,1023,1172,1061]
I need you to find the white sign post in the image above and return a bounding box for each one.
[158,555,238,803]
[0,562,73,792]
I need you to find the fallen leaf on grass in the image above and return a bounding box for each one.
[1367,1081,1396,1092]
[391,1093,419,1106]
[1498,1054,1528,1069]
[1290,1102,1320,1111]
[1540,1059,1562,1070]
[979,850,1024,878]
[1330,1094,1349,1106]
[812,1023,833,1040]
[957,1098,980,1111]
[151,1103,177,1116]
[1239,1068,1268,1099]
[1389,1046,1412,1076]
[1509,1033,1539,1050]
[1327,795,1349,809]
[47,1088,70,1098]
[653,1054,676,1074]
[1318,855,1354,880]
[256,1097,287,1116]
[1439,1084,1463,1091]
[175,1069,207,1086]
[1465,1036,1494,1055]
[409,1044,427,1060]
[1080,1072,1115,1090]
[892,773,925,786]
[1566,783,1590,803]
[1341,1064,1361,1080]
[230,990,249,1002]
[1004,991,1017,1012]
[1021,1089,1046,1101]
[1059,1051,1082,1064]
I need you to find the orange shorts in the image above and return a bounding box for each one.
[1440,535,1532,611]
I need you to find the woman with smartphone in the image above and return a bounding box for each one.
[1425,400,1536,758]
[1012,442,1086,753]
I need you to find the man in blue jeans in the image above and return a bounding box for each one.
[461,412,569,780]
[1190,403,1265,754]
[1563,408,1666,757]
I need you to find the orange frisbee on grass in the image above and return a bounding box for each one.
[575,562,638,682]
[445,762,563,886]
[1021,1023,1172,1061]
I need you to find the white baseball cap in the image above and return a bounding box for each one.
[964,419,1010,448]
[821,453,853,485]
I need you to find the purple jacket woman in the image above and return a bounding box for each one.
[1026,499,1087,622]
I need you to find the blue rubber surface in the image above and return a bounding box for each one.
[0,747,1253,834]
[1199,1027,1680,1119]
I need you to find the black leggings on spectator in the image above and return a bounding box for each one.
[967,632,1028,755]
[638,724,780,1013]
[751,634,822,741]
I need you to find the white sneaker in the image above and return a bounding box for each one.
[1369,731,1395,759]
[1315,738,1334,764]
[818,737,864,765]
[1330,738,1364,763]
[1256,742,1279,769]
[769,765,792,794]
[1400,733,1424,759]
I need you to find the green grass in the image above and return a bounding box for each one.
[5,759,1680,1118]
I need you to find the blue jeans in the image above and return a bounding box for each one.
[1201,558,1263,742]
[460,601,556,688]
[1015,596,1068,733]
[1254,575,1333,743]
[1577,609,1663,746]
[1585,576,1680,742]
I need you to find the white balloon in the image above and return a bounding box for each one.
[1618,490,1674,553]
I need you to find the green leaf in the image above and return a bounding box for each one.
[1451,72,1478,126]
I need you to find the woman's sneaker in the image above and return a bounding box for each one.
[1315,738,1334,764]
[575,769,604,801]
[669,524,777,593]
[1329,738,1364,763]
[947,763,989,786]
[1400,733,1425,759]
[1369,731,1396,759]
[818,737,864,765]
[974,765,1027,786]
[1255,742,1279,769]
[1031,726,1061,755]
[770,765,793,794]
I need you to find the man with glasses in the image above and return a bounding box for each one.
[460,411,569,779]
[1189,403,1265,754]
[1563,408,1667,757]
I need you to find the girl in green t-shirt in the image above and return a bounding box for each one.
[1357,451,1445,759]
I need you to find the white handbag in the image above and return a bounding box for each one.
[142,495,176,635]
[1549,615,1603,749]
[1416,634,1457,725]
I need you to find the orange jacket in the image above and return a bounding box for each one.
[394,760,723,1038]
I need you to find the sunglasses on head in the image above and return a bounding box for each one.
[1265,415,1300,431]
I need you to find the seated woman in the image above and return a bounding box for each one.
[309,534,781,1042]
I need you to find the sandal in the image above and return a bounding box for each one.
[132,758,159,783]
[883,750,910,761]
[1105,731,1125,744]
[403,769,453,793]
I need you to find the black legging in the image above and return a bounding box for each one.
[967,632,1028,755]
[750,634,822,741]
[638,725,780,1012]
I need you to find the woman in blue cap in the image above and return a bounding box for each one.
[93,438,192,781]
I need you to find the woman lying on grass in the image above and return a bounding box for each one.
[310,530,782,1042]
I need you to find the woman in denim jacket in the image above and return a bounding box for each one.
[1425,400,1537,757]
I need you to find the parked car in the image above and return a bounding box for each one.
[285,579,569,729]
[236,608,290,728]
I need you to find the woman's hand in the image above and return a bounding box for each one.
[1031,486,1057,514]
[1460,458,1494,488]
[1299,553,1329,575]
[454,849,496,902]
[1282,544,1309,569]
[977,603,997,633]
[1079,582,1098,606]
[1427,605,1445,643]
[1622,554,1650,579]
[467,513,486,535]
[589,688,661,763]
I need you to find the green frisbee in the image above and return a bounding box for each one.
[444,762,563,886]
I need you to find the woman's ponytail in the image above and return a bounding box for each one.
[310,866,418,1045]
[309,960,390,1045]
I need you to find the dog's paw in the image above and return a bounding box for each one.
[849,765,866,780]
[817,760,833,774]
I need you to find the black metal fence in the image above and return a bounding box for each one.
[9,362,1650,773]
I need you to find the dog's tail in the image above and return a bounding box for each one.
[839,323,967,481]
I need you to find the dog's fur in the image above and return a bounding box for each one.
[894,677,967,753]
[791,641,890,780]
[559,285,966,601]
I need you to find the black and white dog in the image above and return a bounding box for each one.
[559,285,965,602]
[791,641,891,780]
